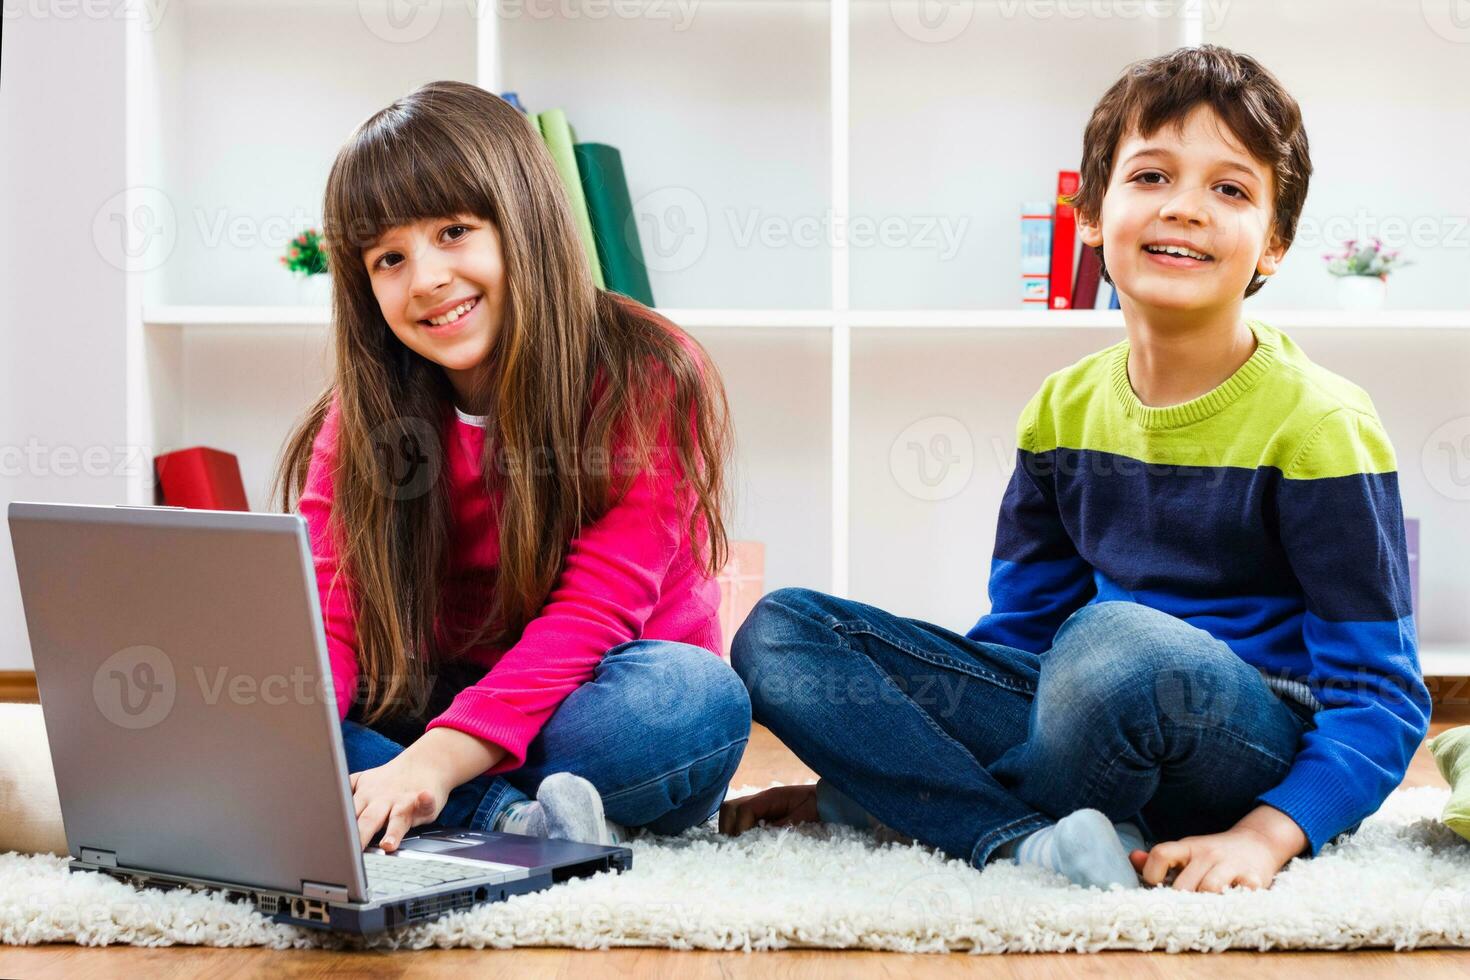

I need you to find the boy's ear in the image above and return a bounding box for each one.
[1257,229,1288,277]
[1077,212,1103,248]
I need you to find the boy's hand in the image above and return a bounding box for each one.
[1129,804,1307,892]
[719,784,820,836]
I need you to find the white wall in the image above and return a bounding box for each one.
[0,11,128,669]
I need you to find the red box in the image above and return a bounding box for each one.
[715,541,765,659]
[153,447,250,511]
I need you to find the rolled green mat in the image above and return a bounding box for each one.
[575,142,655,308]
[535,109,606,289]
[1430,725,1470,842]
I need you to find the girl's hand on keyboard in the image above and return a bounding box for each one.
[349,753,451,852]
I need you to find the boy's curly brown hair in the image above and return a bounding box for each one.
[1070,45,1312,298]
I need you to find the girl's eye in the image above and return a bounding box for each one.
[372,224,470,271]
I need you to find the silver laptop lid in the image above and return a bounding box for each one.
[7,502,369,902]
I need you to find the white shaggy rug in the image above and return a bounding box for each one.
[4,785,1470,954]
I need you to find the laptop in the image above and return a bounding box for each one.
[7,501,632,935]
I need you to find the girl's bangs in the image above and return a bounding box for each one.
[334,119,496,255]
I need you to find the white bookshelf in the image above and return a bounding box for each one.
[125,0,1470,672]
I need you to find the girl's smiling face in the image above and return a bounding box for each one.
[1080,103,1286,315]
[362,214,506,412]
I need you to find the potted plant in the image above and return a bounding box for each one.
[1323,237,1407,310]
[281,228,330,306]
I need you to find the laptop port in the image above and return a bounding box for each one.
[551,855,622,883]
[291,897,331,924]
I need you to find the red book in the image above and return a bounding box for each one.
[1049,170,1080,310]
[154,447,250,511]
[1073,239,1103,308]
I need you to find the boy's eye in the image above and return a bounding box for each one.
[1215,183,1248,200]
[1131,171,1167,185]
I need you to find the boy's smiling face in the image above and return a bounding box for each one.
[1079,103,1286,315]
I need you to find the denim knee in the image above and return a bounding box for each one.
[606,639,752,760]
[1042,601,1248,731]
[671,643,753,753]
[730,587,834,695]
[593,642,751,829]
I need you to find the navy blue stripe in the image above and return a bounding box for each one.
[992,450,1077,563]
[1279,470,1412,622]
[995,448,1410,622]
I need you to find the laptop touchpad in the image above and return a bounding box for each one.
[396,838,463,853]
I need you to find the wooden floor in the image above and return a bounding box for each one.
[4,706,1470,978]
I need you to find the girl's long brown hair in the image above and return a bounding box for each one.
[271,80,732,727]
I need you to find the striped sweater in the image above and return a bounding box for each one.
[966,318,1431,855]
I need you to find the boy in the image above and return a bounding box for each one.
[723,45,1430,893]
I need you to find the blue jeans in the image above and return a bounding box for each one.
[341,639,752,836]
[731,589,1319,868]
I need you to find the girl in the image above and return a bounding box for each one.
[272,80,751,854]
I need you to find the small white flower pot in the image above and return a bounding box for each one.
[1335,275,1387,311]
[294,273,332,308]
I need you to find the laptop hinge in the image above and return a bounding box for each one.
[301,880,349,902]
[80,847,118,867]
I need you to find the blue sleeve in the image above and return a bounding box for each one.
[1255,410,1431,855]
[967,396,1096,653]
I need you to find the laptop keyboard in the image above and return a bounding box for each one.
[362,852,478,894]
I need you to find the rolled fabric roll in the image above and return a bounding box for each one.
[0,702,68,856]
[1431,726,1470,844]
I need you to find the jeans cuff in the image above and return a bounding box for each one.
[970,812,1053,869]
[469,777,529,832]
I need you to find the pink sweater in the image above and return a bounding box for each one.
[300,376,723,776]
